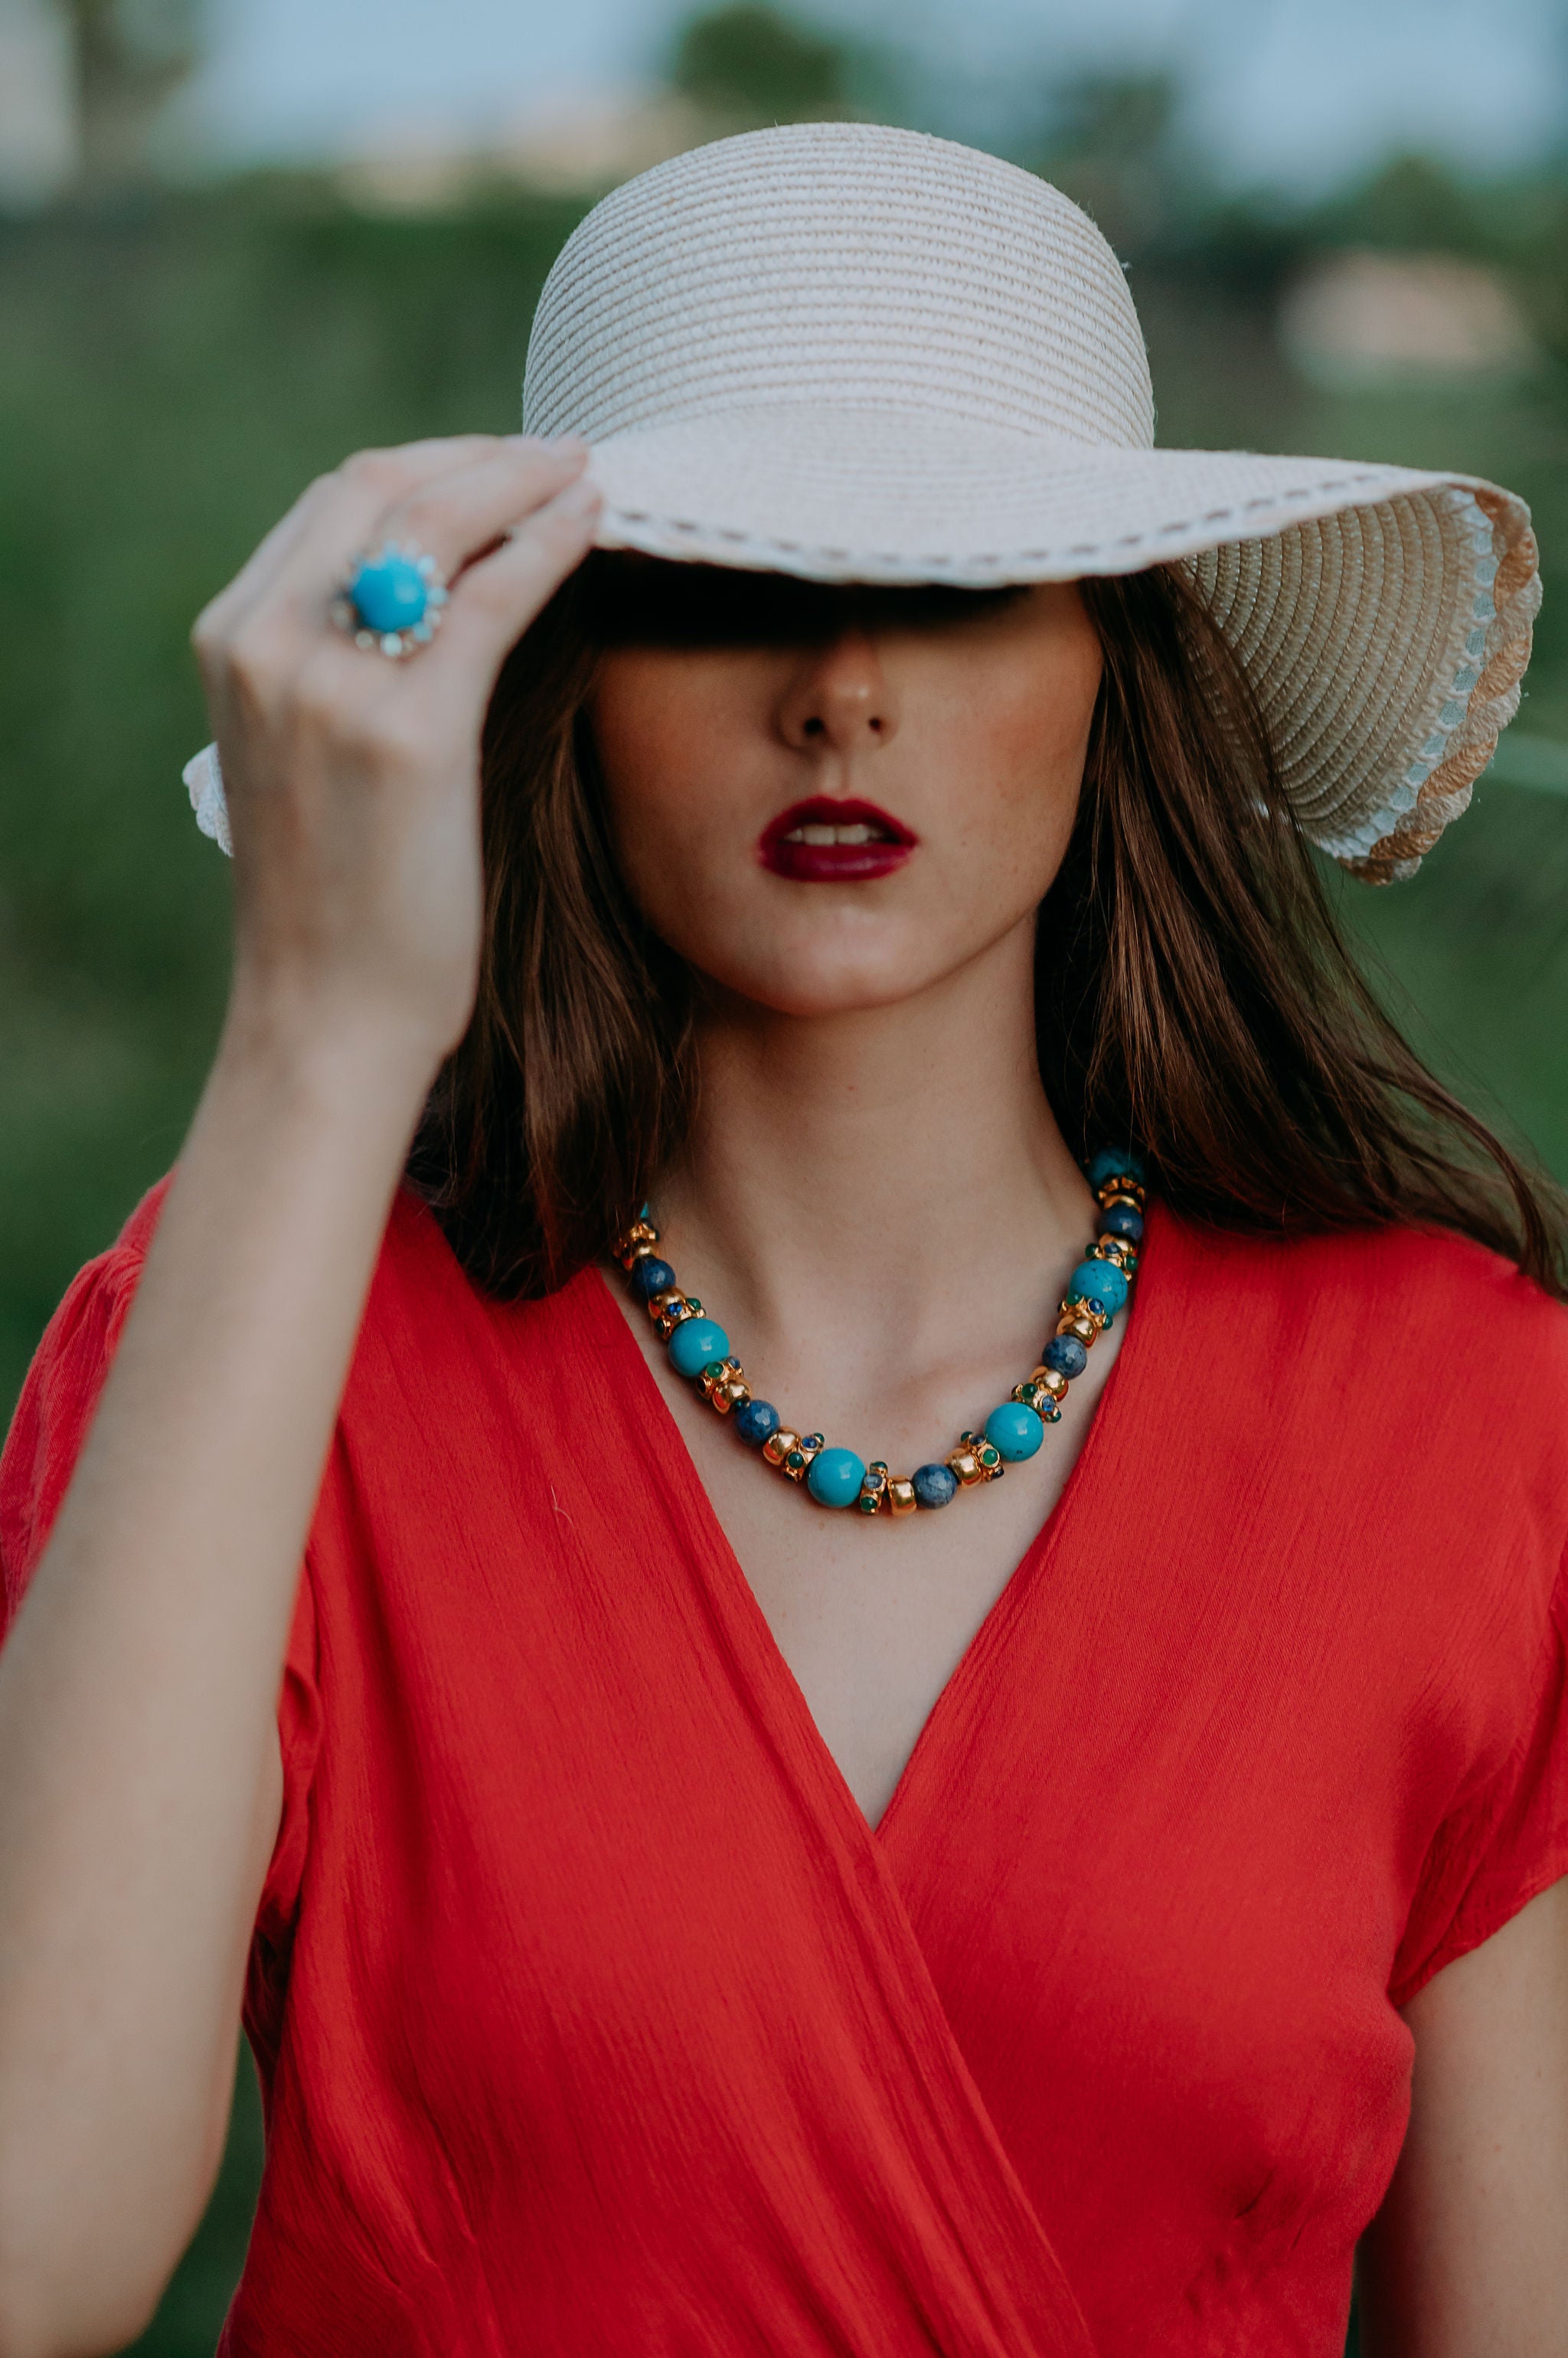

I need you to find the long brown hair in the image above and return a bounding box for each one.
[408,554,1566,1300]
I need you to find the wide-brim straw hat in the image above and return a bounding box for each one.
[188,119,1540,883]
[524,119,1540,884]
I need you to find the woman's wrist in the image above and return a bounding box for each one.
[216,966,452,1146]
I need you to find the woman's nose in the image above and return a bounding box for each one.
[775,628,900,756]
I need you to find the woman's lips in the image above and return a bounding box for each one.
[759,796,918,882]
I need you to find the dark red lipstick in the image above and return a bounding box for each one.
[759,796,918,882]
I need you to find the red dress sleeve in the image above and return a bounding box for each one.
[1390,1540,1568,2007]
[1,1237,142,1631]
[0,1189,321,1961]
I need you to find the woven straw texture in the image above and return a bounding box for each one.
[520,119,1541,881]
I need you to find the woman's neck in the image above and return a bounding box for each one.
[654,915,1096,1385]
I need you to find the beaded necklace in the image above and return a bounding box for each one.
[613,1152,1146,1516]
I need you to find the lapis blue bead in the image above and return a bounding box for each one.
[984,1401,1044,1462]
[912,1463,959,1509]
[806,1446,866,1509]
[1044,1333,1088,1379]
[668,1316,730,1378]
[1100,1205,1144,1244]
[1068,1256,1129,1314]
[1087,1146,1145,1188]
[630,1256,675,1301]
[348,553,430,634]
[733,1399,780,1448]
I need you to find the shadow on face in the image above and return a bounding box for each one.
[581,550,1040,649]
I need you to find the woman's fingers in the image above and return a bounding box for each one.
[310,435,588,614]
[194,434,598,755]
[371,437,591,587]
[197,435,508,644]
[426,472,604,695]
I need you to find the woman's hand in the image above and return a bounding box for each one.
[192,432,600,1086]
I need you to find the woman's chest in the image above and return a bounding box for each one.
[305,1375,1474,2215]
[616,1265,1130,1828]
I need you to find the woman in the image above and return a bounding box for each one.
[0,119,1564,2358]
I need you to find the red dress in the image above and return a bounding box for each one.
[5,1186,1568,2357]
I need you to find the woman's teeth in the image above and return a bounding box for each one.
[783,823,883,845]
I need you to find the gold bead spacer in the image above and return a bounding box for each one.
[887,1477,918,1517]
[655,1295,703,1339]
[777,1433,822,1483]
[1097,1186,1144,1216]
[700,1359,749,1415]
[615,1215,659,1268]
[858,1460,890,1515]
[949,1433,1004,1485]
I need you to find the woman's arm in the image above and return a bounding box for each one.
[1357,1874,1568,2357]
[0,433,599,2358]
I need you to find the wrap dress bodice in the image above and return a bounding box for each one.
[5,1185,1568,2357]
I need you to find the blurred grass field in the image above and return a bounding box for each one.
[2,170,1566,2353]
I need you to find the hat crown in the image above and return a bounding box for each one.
[522,121,1155,452]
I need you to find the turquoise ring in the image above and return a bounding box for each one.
[331,541,449,658]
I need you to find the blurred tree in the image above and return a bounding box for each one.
[1299,152,1568,361]
[669,3,851,127]
[1309,154,1495,259]
[1020,72,1188,258]
[59,0,201,192]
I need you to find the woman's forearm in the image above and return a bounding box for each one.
[0,430,596,2358]
[0,1001,430,2357]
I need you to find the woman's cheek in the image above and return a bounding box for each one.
[593,669,766,868]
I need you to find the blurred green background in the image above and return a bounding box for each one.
[2,4,1567,2351]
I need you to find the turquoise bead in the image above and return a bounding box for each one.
[349,552,430,634]
[984,1401,1044,1461]
[806,1446,866,1509]
[1067,1256,1129,1314]
[668,1316,730,1378]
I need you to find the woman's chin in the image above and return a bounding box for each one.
[696,942,970,1023]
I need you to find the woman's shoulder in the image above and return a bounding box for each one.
[1162,1199,1568,1369]
[1154,1201,1568,1513]
[345,1184,615,1403]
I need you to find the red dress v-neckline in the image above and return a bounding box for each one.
[590,1203,1162,1844]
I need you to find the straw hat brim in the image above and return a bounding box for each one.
[583,404,1540,881]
